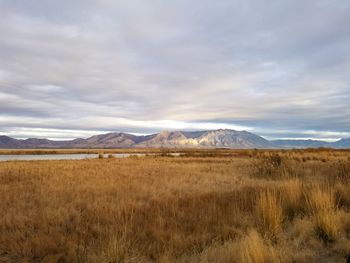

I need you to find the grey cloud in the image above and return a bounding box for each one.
[0,0,349,140]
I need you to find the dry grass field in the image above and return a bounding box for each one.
[0,149,350,262]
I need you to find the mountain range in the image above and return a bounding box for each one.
[0,129,349,149]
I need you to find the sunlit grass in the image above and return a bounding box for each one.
[0,150,349,262]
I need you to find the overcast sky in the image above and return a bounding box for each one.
[0,0,350,140]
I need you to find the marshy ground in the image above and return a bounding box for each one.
[0,149,349,262]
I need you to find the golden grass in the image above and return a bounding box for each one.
[281,178,303,218]
[238,229,281,263]
[305,185,340,243]
[256,190,283,240]
[0,150,349,262]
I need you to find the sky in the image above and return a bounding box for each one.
[0,0,350,141]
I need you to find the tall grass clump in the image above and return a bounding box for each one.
[333,160,350,185]
[103,233,140,263]
[256,190,284,240]
[239,229,282,263]
[305,185,340,243]
[281,179,303,218]
[334,183,350,209]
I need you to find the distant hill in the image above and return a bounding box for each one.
[332,138,350,148]
[0,130,349,149]
[0,129,272,149]
[68,133,156,148]
[271,139,331,148]
[0,136,64,148]
[0,136,22,148]
[137,129,273,148]
[271,138,350,149]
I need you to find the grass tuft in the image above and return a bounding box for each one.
[256,190,284,240]
[305,185,340,243]
[239,229,283,263]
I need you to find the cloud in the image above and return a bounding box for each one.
[0,0,350,140]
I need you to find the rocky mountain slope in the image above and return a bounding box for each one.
[1,130,349,149]
[136,130,272,148]
[0,129,272,149]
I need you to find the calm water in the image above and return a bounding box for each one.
[0,153,182,161]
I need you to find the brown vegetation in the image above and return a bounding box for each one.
[0,149,349,262]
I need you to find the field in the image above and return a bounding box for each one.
[0,149,350,262]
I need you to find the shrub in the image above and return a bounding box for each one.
[252,153,290,179]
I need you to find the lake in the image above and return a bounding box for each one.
[0,153,182,162]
